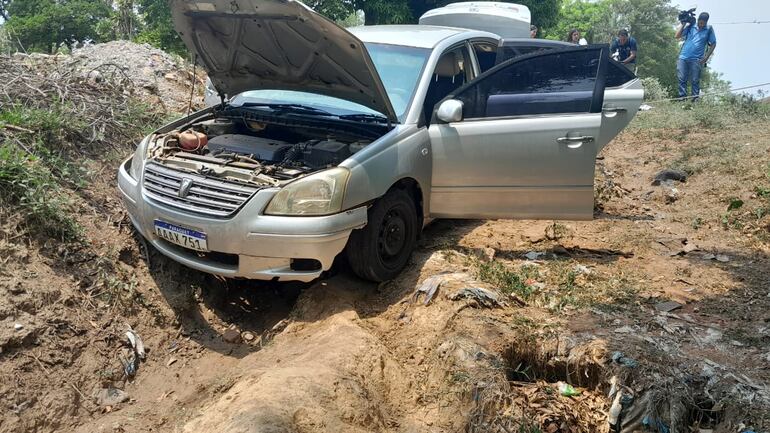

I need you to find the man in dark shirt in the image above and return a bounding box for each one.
[610,29,637,73]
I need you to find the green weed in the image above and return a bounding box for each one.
[0,144,81,241]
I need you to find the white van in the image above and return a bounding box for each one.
[419,2,531,39]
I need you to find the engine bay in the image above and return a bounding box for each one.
[144,110,378,187]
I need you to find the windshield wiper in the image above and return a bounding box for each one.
[337,113,390,123]
[237,102,335,117]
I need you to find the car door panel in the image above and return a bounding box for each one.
[430,114,600,219]
[428,45,612,220]
[600,80,644,151]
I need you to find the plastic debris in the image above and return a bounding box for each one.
[642,416,670,433]
[413,275,444,305]
[94,387,129,407]
[125,328,146,360]
[557,381,581,397]
[611,351,639,368]
[703,253,730,263]
[613,326,635,334]
[574,264,592,275]
[652,169,687,186]
[639,104,653,111]
[448,287,504,308]
[655,301,683,313]
[524,251,545,260]
[14,323,23,331]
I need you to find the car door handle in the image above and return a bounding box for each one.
[557,136,594,149]
[602,106,627,118]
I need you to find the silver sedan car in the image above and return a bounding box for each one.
[117,0,643,282]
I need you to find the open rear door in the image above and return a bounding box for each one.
[428,46,610,220]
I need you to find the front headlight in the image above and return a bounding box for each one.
[129,135,151,180]
[264,167,350,216]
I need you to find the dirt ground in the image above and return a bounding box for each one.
[2,78,770,431]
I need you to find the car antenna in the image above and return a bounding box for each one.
[187,54,197,116]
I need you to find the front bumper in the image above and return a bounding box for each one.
[117,157,367,282]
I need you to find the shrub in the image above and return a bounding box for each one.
[641,77,670,102]
[0,144,81,241]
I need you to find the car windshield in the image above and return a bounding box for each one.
[364,43,431,121]
[228,43,430,123]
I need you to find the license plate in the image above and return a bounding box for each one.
[154,220,208,252]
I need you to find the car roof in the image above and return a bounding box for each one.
[349,25,498,49]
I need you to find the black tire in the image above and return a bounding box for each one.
[346,189,419,282]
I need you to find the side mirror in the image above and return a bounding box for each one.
[436,99,464,123]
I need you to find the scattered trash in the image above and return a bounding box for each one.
[557,381,581,397]
[642,416,670,433]
[223,328,241,343]
[448,287,504,308]
[574,264,592,275]
[413,275,444,305]
[611,351,639,368]
[94,387,129,407]
[119,350,138,378]
[639,104,653,111]
[665,187,680,204]
[524,251,545,261]
[166,357,178,367]
[14,323,23,331]
[655,301,683,313]
[652,169,687,186]
[125,328,146,361]
[608,390,623,426]
[703,253,730,263]
[614,326,635,334]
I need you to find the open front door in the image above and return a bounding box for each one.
[428,46,609,220]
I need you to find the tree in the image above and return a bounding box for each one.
[307,0,562,31]
[546,0,609,42]
[5,0,112,53]
[135,0,187,56]
[595,0,680,96]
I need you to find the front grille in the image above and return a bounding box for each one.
[142,162,260,217]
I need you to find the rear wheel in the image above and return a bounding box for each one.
[346,189,419,282]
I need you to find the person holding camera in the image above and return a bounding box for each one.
[611,29,637,73]
[676,11,717,100]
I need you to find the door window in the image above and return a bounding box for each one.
[452,47,606,119]
[471,41,498,73]
[423,45,472,122]
[606,60,636,87]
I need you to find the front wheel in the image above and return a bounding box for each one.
[346,189,419,282]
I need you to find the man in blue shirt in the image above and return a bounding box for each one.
[610,29,637,73]
[676,12,717,100]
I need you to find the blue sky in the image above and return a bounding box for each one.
[674,0,770,96]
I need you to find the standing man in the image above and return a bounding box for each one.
[676,12,717,101]
[610,29,637,73]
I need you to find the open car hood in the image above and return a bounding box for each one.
[171,0,397,122]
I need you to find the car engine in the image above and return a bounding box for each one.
[143,112,375,189]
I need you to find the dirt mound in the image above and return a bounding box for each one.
[70,41,203,113]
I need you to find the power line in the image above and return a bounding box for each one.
[645,81,770,104]
[709,20,770,25]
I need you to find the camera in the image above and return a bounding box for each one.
[678,8,696,26]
